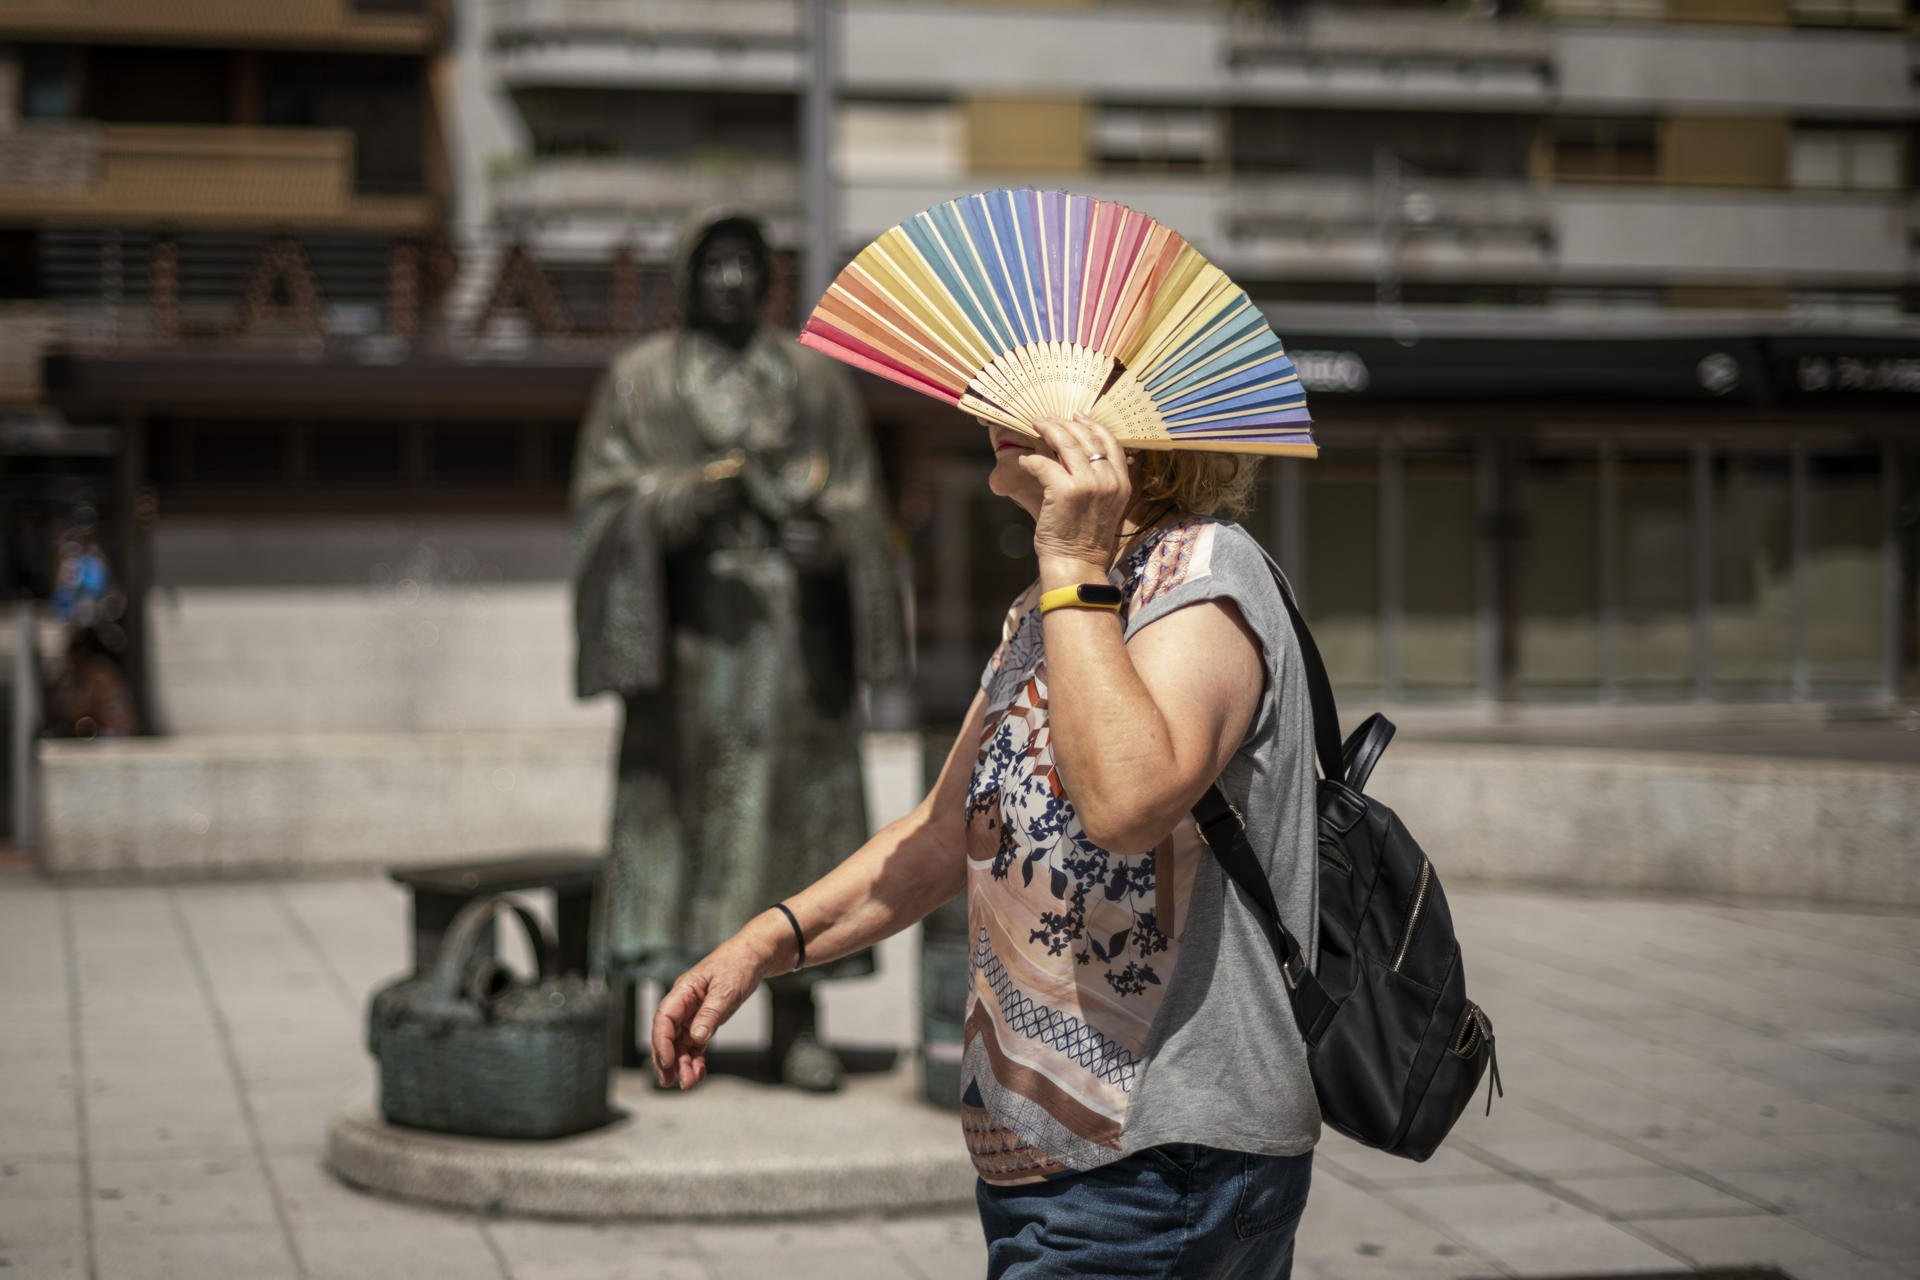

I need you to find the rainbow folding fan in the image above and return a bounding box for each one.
[799,188,1315,457]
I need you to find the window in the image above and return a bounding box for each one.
[1092,106,1220,174]
[1546,117,1660,183]
[1235,109,1533,180]
[262,55,426,193]
[21,45,80,121]
[311,427,405,486]
[838,103,964,181]
[1711,450,1793,690]
[0,231,40,300]
[1304,450,1382,691]
[1805,450,1886,685]
[1790,129,1906,190]
[1615,451,1694,690]
[1517,447,1602,690]
[86,47,228,125]
[1399,449,1478,692]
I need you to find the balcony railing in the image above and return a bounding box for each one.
[1228,175,1554,281]
[1231,6,1552,61]
[1228,7,1552,105]
[0,0,442,51]
[1230,175,1551,235]
[491,156,802,223]
[0,126,435,233]
[1537,0,1669,18]
[1784,0,1905,25]
[1542,0,1901,22]
[489,0,800,45]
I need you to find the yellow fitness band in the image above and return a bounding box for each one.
[1038,583,1126,616]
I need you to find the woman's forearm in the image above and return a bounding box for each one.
[1036,558,1179,851]
[733,801,968,978]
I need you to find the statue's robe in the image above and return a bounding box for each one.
[571,287,907,985]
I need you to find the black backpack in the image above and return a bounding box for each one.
[1191,558,1502,1161]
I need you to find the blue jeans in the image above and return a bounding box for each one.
[976,1144,1313,1280]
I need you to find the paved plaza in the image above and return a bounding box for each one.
[1,869,1915,1280]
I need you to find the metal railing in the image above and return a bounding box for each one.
[488,0,801,44]
[491,155,802,223]
[1542,0,1902,20]
[1229,174,1551,235]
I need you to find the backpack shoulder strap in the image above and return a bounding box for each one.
[1193,783,1337,1038]
[1187,544,1343,1037]
[1249,546,1345,785]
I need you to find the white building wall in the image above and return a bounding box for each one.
[841,3,1222,99]
[447,0,530,243]
[1555,26,1914,118]
[148,517,610,736]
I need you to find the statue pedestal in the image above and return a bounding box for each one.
[325,1062,972,1221]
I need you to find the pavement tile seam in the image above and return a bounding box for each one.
[1489,1105,1912,1266]
[1694,903,1920,968]
[1632,1211,1894,1271]
[879,1217,956,1280]
[52,888,99,1280]
[1606,1205,1777,1222]
[1427,1136,1745,1271]
[1305,1158,1510,1275]
[272,881,392,1020]
[1522,1019,1913,1146]
[472,1221,521,1280]
[165,886,311,1279]
[1517,1097,1817,1193]
[1470,933,1904,1072]
[1636,935,1920,1009]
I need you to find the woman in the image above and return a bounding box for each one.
[652,413,1320,1279]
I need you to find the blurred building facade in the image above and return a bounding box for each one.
[450,0,1919,715]
[3,0,1917,779]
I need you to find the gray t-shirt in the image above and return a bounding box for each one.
[958,514,1321,1185]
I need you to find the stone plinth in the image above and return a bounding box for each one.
[326,1065,975,1221]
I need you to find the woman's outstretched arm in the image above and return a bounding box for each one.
[650,689,989,1089]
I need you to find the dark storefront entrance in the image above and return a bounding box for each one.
[39,331,1920,726]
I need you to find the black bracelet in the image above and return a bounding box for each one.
[772,902,807,971]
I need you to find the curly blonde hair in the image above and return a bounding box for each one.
[1130,448,1262,520]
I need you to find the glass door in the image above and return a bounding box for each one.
[1304,449,1382,694]
[1515,444,1601,694]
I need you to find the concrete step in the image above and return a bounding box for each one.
[40,728,613,877]
[37,729,926,881]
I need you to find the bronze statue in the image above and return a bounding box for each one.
[570,211,907,1092]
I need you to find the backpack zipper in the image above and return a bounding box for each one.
[1390,857,1432,973]
[1449,1003,1503,1113]
[1452,1002,1482,1056]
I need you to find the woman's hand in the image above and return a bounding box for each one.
[650,922,785,1090]
[1019,416,1133,589]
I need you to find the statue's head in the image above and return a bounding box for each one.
[681,214,772,348]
